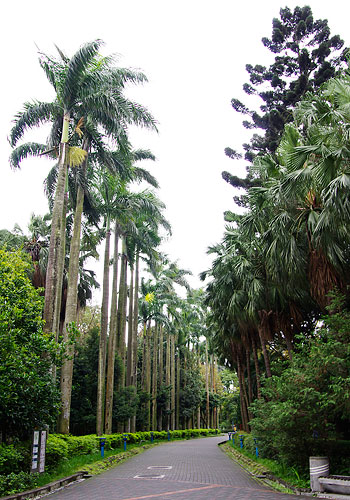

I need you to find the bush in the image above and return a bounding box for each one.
[249,301,350,473]
[0,471,39,496]
[2,428,220,481]
[0,444,26,475]
[314,439,350,475]
[58,435,99,456]
[45,435,69,468]
[239,433,257,455]
[0,249,62,441]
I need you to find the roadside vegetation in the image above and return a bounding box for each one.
[203,3,350,479]
[0,429,218,496]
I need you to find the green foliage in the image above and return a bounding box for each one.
[136,390,152,430]
[70,325,99,435]
[0,444,27,474]
[0,249,62,440]
[249,298,350,473]
[56,435,98,456]
[156,384,171,411]
[113,386,139,424]
[220,392,240,429]
[0,427,219,495]
[180,365,203,420]
[45,435,69,468]
[44,429,219,468]
[0,471,39,496]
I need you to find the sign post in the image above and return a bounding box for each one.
[31,430,47,474]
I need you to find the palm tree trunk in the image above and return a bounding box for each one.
[126,266,134,387]
[141,321,146,394]
[213,355,217,428]
[236,355,249,431]
[58,161,86,434]
[205,341,210,429]
[104,224,119,434]
[210,354,216,428]
[251,337,261,399]
[131,252,139,433]
[196,345,201,429]
[176,347,180,430]
[171,334,176,430]
[116,236,128,390]
[44,112,70,334]
[51,184,68,382]
[96,219,111,435]
[258,325,272,377]
[157,323,163,431]
[246,348,253,405]
[145,320,151,430]
[151,323,158,430]
[165,332,171,431]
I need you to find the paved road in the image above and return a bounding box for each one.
[45,436,310,500]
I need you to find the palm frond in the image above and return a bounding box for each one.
[63,39,103,109]
[10,142,48,169]
[9,101,61,146]
[132,167,159,188]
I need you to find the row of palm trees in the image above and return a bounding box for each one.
[204,67,350,429]
[9,40,220,435]
[9,40,165,434]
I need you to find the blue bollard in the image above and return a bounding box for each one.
[167,430,170,441]
[254,438,259,458]
[123,434,127,451]
[151,431,154,443]
[239,435,244,448]
[98,437,106,458]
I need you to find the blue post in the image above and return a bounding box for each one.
[167,430,170,441]
[151,431,154,443]
[254,438,259,458]
[239,435,244,448]
[98,437,106,458]
[123,434,127,451]
[232,431,235,446]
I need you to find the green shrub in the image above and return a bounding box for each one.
[45,435,69,468]
[241,433,257,455]
[314,439,350,475]
[0,471,39,496]
[65,435,98,456]
[104,434,123,449]
[0,444,26,475]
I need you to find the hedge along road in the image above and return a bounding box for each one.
[42,435,310,500]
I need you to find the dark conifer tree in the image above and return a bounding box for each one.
[223,6,347,204]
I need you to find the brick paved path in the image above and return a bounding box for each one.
[45,436,311,500]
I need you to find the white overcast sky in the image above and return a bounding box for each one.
[1,0,349,291]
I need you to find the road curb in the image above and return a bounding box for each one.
[219,440,311,496]
[0,471,91,500]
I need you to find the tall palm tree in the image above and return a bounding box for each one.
[9,40,105,338]
[103,189,168,434]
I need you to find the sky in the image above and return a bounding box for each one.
[1,0,349,293]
